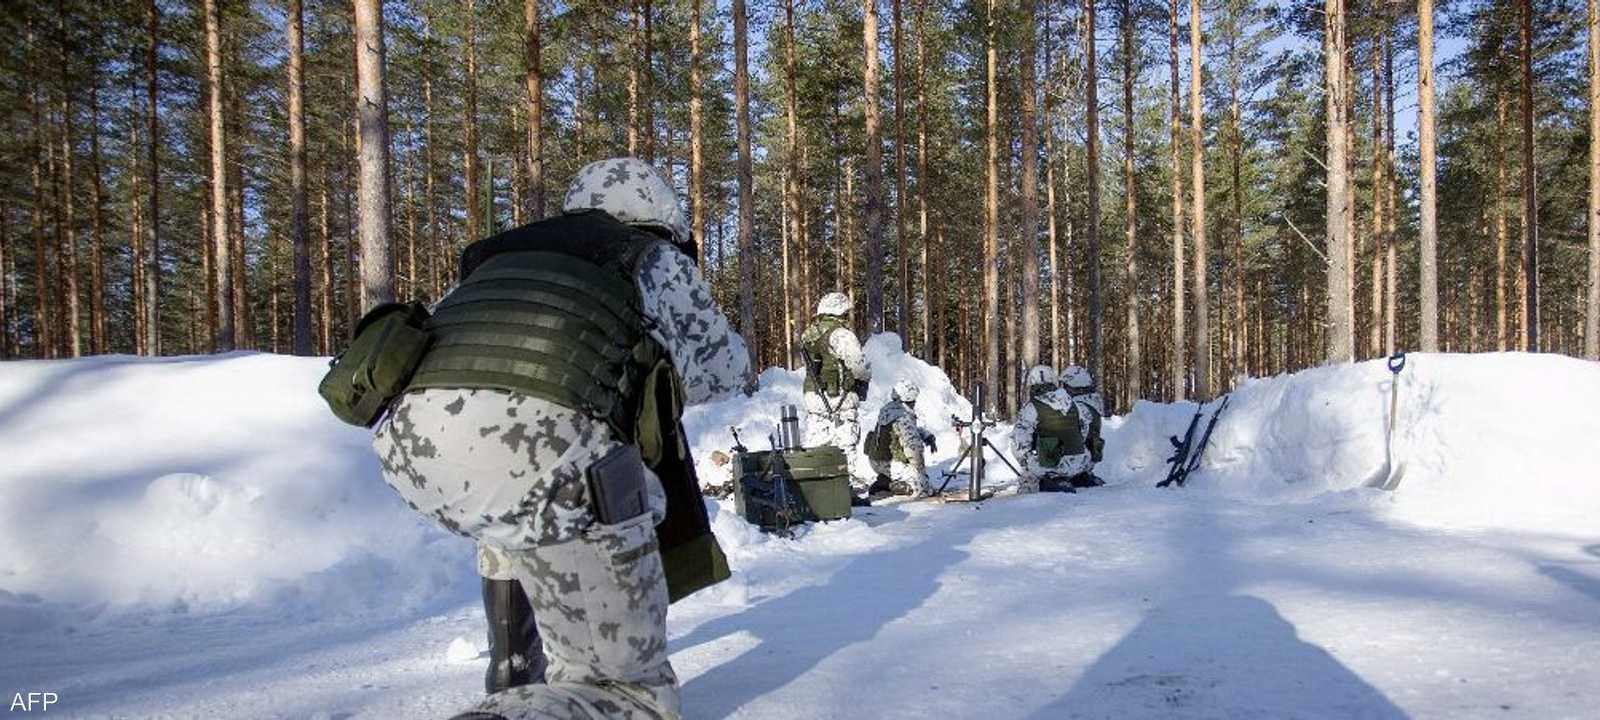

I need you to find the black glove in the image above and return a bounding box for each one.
[853,380,869,401]
[923,432,938,453]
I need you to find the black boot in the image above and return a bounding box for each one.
[483,577,547,694]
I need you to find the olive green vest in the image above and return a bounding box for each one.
[1031,397,1086,468]
[801,315,851,396]
[865,402,912,464]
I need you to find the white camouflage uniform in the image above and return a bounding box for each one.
[802,322,869,450]
[373,159,749,720]
[1010,388,1094,494]
[867,400,932,497]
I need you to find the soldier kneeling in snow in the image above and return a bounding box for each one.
[862,382,936,499]
[1012,365,1094,493]
[372,157,749,720]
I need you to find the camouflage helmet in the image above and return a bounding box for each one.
[816,292,852,317]
[892,381,920,404]
[562,157,690,246]
[1025,365,1057,397]
[1060,365,1094,391]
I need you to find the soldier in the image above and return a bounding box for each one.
[862,381,936,498]
[1011,365,1092,493]
[799,292,871,452]
[371,157,750,720]
[1060,365,1107,487]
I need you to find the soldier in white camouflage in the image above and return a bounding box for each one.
[1011,365,1093,493]
[373,157,750,720]
[862,381,935,498]
[799,293,871,453]
[1060,365,1106,481]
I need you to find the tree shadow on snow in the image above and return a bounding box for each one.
[1027,505,1409,720]
[675,517,982,718]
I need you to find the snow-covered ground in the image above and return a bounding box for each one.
[2,341,1598,718]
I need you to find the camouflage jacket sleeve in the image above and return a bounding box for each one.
[893,413,927,473]
[1011,402,1038,455]
[828,327,870,381]
[636,243,753,405]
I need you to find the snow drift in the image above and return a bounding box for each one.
[1105,352,1600,535]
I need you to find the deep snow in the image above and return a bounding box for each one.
[2,341,1597,718]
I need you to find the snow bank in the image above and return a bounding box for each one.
[1105,353,1600,535]
[0,353,476,629]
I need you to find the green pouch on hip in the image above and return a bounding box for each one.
[318,301,433,427]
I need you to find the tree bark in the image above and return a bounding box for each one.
[144,0,161,355]
[1520,0,1538,350]
[734,0,757,372]
[463,0,480,245]
[1121,0,1139,407]
[1088,0,1104,392]
[1419,0,1439,351]
[289,0,312,354]
[1189,0,1209,394]
[1046,6,1062,370]
[984,0,1001,414]
[1370,25,1386,359]
[318,171,333,354]
[27,19,53,358]
[88,77,107,354]
[204,0,232,351]
[1589,0,1600,359]
[1323,0,1352,364]
[355,0,394,312]
[917,0,932,357]
[56,4,82,358]
[690,0,706,265]
[628,1,642,157]
[864,0,886,334]
[785,0,803,364]
[525,0,545,220]
[894,0,910,342]
[1385,30,1398,355]
[1021,0,1042,382]
[1169,0,1185,400]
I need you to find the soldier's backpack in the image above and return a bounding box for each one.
[863,421,895,464]
[318,302,433,427]
[800,315,849,396]
[1031,397,1087,468]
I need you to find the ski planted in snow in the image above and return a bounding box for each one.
[1158,394,1231,488]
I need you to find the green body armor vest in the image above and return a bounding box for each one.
[407,210,728,602]
[801,315,851,396]
[1031,397,1086,468]
[865,403,913,464]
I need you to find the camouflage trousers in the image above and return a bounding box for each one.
[374,388,680,720]
[802,391,860,451]
[867,457,930,497]
[1015,450,1093,494]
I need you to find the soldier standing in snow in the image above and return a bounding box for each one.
[1060,365,1106,486]
[372,157,750,720]
[862,381,935,498]
[1011,365,1092,493]
[799,293,871,451]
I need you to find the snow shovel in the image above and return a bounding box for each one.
[1362,352,1408,491]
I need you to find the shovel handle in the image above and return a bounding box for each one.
[1387,352,1407,375]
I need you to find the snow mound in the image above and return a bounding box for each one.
[1106,353,1600,535]
[0,353,476,628]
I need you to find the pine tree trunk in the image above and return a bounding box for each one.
[318,174,332,354]
[784,0,802,365]
[1370,26,1386,359]
[144,0,161,355]
[1323,0,1352,364]
[1087,0,1104,392]
[734,0,757,371]
[56,5,81,358]
[289,0,312,354]
[1588,0,1600,359]
[1169,0,1185,400]
[1021,0,1042,382]
[984,0,1001,414]
[204,0,232,351]
[1385,36,1398,355]
[690,0,705,265]
[1520,0,1538,350]
[894,0,909,342]
[88,78,107,355]
[27,20,53,358]
[917,0,932,357]
[1121,0,1139,407]
[525,0,544,220]
[129,123,145,354]
[423,12,440,296]
[0,205,9,358]
[1418,0,1438,351]
[864,0,886,334]
[463,0,479,245]
[1189,0,1209,395]
[355,0,393,312]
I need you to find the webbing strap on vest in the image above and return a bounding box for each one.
[801,315,849,396]
[1032,398,1086,467]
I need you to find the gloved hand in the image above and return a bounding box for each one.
[853,380,869,401]
[922,432,938,454]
